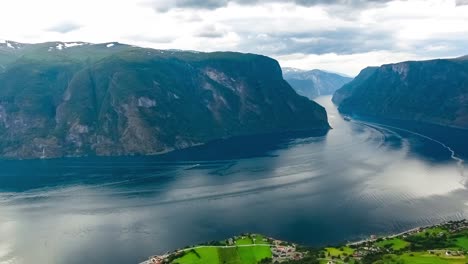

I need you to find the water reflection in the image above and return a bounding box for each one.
[0,96,467,264]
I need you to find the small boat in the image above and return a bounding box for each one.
[343,116,352,121]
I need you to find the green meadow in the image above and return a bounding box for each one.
[172,235,272,264]
[377,252,466,264]
[376,238,410,250]
[172,246,272,264]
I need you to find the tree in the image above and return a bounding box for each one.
[259,257,273,264]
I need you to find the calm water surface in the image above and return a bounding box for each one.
[0,96,467,264]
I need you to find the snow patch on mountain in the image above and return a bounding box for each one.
[52,42,88,51]
[64,42,84,48]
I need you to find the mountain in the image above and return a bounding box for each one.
[282,68,352,99]
[332,56,468,129]
[0,41,329,159]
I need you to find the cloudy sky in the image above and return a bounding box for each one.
[1,0,468,76]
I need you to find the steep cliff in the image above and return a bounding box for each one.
[0,41,329,159]
[332,56,468,129]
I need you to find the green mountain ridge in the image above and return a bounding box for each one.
[0,41,329,159]
[332,56,468,129]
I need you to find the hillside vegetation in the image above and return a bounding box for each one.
[0,41,329,159]
[333,56,468,129]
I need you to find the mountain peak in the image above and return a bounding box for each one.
[0,40,23,49]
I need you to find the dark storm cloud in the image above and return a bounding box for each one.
[148,0,395,12]
[47,22,81,34]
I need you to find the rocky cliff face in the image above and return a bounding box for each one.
[0,41,329,159]
[332,56,468,129]
[283,68,352,99]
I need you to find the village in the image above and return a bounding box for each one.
[270,239,304,263]
[144,233,305,264]
[143,219,468,264]
[320,219,468,264]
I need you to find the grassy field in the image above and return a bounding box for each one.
[325,246,355,257]
[376,238,410,250]
[238,246,272,263]
[416,227,450,237]
[236,237,254,245]
[379,252,467,264]
[173,248,219,264]
[172,245,272,264]
[319,258,358,264]
[251,234,268,244]
[454,235,468,250]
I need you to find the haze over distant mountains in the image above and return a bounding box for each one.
[283,68,353,99]
[333,56,468,129]
[0,41,329,159]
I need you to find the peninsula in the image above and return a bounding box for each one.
[143,220,468,264]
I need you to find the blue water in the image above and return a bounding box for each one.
[0,96,467,264]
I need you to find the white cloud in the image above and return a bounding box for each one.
[277,51,437,77]
[0,0,467,76]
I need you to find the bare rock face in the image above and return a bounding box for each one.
[0,42,329,159]
[332,56,468,129]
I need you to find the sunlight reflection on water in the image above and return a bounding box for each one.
[0,96,466,264]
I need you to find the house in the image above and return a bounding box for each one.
[150,257,164,264]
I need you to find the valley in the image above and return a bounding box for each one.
[0,96,466,264]
[2,1,468,264]
[282,68,352,99]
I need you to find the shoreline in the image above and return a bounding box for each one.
[346,224,433,246]
[142,219,468,264]
[346,217,468,247]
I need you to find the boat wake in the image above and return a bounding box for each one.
[360,121,466,185]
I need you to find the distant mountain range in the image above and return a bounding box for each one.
[333,56,468,129]
[0,41,329,159]
[282,67,353,99]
